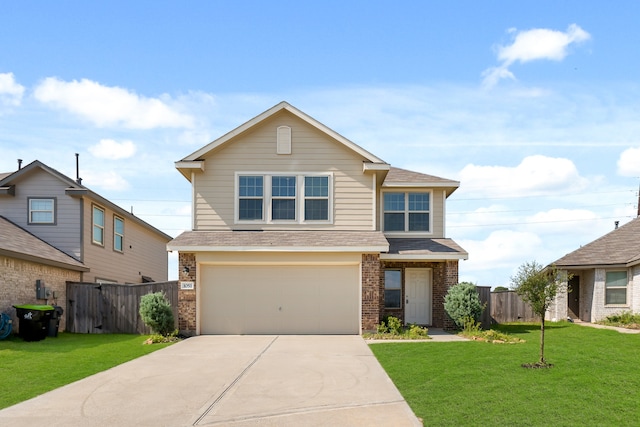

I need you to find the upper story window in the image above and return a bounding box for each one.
[28,198,55,224]
[271,176,296,220]
[383,192,430,232]
[236,173,332,223]
[114,216,124,252]
[92,205,105,246]
[605,270,627,305]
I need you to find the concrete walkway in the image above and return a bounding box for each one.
[0,336,422,426]
[573,320,640,334]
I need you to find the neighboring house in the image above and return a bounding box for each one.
[549,217,640,322]
[0,160,172,330]
[168,101,468,335]
[0,216,88,331]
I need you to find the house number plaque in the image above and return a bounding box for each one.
[180,281,195,290]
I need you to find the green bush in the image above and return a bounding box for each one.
[444,282,484,329]
[139,292,175,336]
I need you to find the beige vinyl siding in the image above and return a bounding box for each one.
[0,169,82,259]
[378,187,446,237]
[193,111,375,231]
[82,198,168,283]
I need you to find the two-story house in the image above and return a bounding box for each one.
[168,102,467,335]
[0,160,172,329]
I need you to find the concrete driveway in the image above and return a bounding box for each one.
[0,335,422,426]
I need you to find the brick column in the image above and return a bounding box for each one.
[361,254,381,332]
[442,260,459,330]
[178,253,197,335]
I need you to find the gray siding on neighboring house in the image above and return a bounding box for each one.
[193,111,375,231]
[0,168,82,260]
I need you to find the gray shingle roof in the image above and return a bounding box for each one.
[168,230,390,252]
[0,216,88,271]
[386,238,468,259]
[383,167,459,186]
[554,217,640,267]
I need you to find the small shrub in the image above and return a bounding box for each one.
[139,292,175,336]
[386,316,403,335]
[444,282,485,329]
[407,324,428,339]
[599,311,640,329]
[144,330,180,344]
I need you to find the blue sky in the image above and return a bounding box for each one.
[2,1,640,285]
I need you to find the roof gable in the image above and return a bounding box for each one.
[179,101,388,165]
[1,160,172,242]
[554,217,640,267]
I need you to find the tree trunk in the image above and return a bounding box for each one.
[539,316,545,364]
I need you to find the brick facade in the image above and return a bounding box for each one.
[177,252,197,335]
[0,255,81,333]
[381,259,459,329]
[361,253,381,331]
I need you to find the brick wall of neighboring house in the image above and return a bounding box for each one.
[380,260,459,329]
[0,255,81,333]
[361,253,381,331]
[177,252,197,334]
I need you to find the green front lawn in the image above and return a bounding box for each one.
[0,333,173,409]
[371,323,640,426]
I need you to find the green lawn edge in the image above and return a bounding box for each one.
[370,323,640,426]
[0,333,174,409]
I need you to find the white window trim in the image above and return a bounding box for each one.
[381,190,433,236]
[113,215,124,253]
[604,269,629,306]
[235,172,333,224]
[28,197,56,225]
[92,205,105,246]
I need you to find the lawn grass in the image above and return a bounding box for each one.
[0,332,173,409]
[370,323,640,426]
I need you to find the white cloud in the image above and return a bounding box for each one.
[458,230,543,279]
[89,139,137,160]
[617,146,640,177]
[483,24,591,88]
[458,155,589,198]
[0,72,25,106]
[81,170,130,191]
[33,77,194,129]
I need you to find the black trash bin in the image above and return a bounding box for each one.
[13,305,54,342]
[48,305,64,337]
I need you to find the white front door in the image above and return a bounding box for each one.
[405,268,432,325]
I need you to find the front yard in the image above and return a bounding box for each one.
[370,323,640,426]
[0,333,172,409]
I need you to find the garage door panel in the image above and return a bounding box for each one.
[200,264,359,335]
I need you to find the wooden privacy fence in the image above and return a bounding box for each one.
[476,286,492,328]
[490,290,537,324]
[66,281,178,334]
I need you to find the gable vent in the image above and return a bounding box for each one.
[277,126,292,155]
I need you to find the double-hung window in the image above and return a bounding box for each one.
[237,173,331,223]
[304,176,329,221]
[238,176,264,220]
[114,216,124,252]
[92,205,105,246]
[271,176,296,220]
[383,192,430,232]
[28,198,55,224]
[605,270,627,305]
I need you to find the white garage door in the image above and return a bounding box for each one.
[200,264,360,334]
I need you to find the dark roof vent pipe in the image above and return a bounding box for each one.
[17,159,22,170]
[75,153,82,185]
[615,221,619,229]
